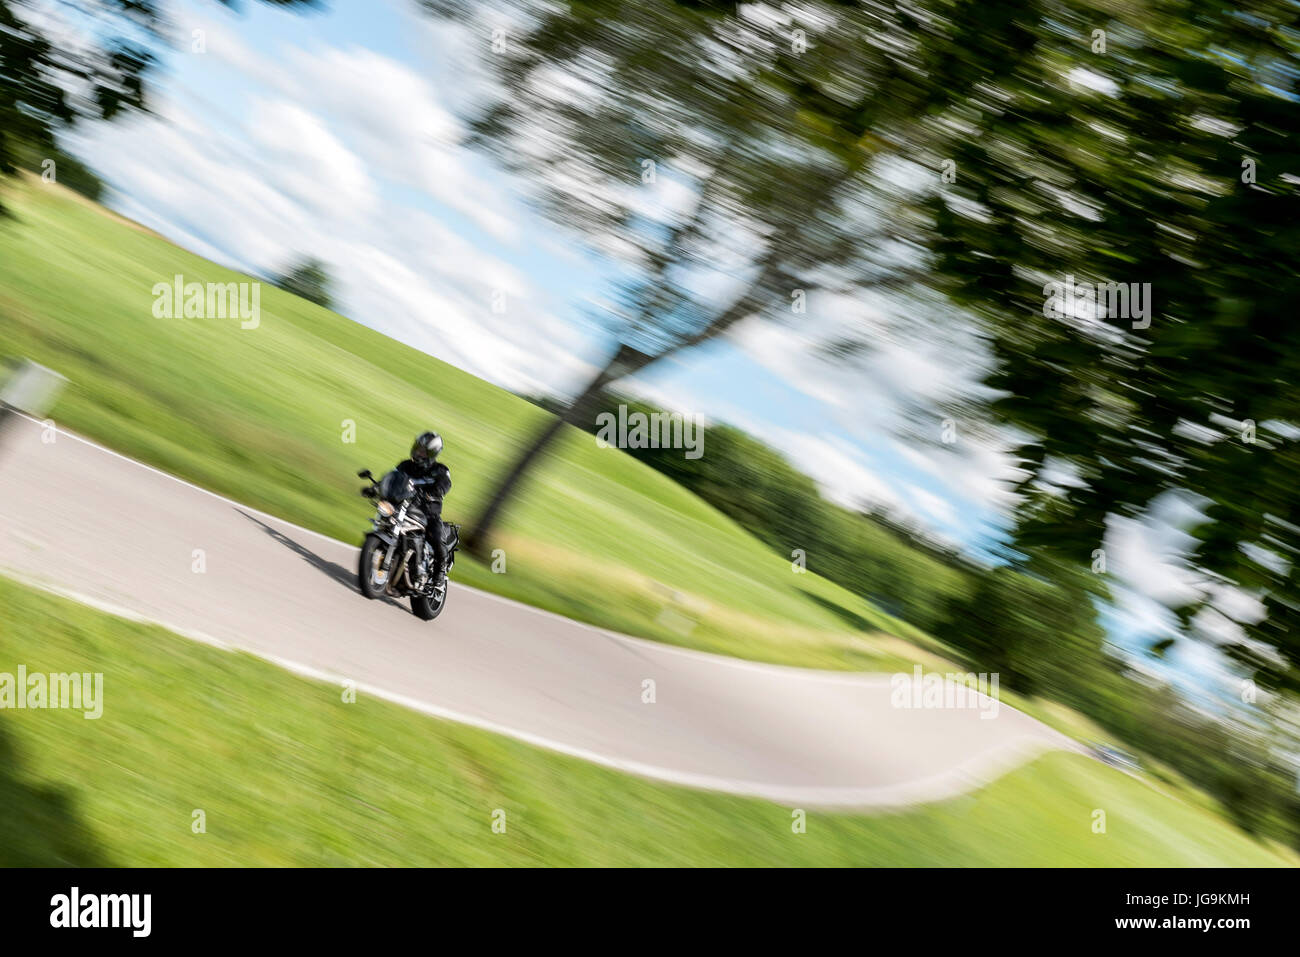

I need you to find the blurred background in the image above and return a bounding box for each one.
[1,0,1298,865]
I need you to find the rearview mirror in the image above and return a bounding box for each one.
[357,469,373,479]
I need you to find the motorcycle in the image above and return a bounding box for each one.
[355,468,459,620]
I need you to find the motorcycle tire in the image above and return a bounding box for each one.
[411,585,447,621]
[358,534,391,599]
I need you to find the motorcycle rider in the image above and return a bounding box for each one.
[395,431,452,589]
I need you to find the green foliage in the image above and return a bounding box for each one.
[0,0,149,212]
[935,567,1106,694]
[271,256,333,309]
[9,141,104,201]
[927,0,1300,691]
[570,394,973,631]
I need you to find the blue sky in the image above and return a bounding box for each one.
[58,0,1257,697]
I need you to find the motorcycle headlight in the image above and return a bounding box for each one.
[377,500,395,517]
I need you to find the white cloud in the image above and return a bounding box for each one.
[725,300,1022,534]
[910,487,959,526]
[774,429,906,513]
[1104,493,1208,610]
[1103,492,1270,689]
[274,44,520,243]
[247,98,378,217]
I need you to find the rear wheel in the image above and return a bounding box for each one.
[358,535,392,599]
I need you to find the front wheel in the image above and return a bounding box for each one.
[411,585,447,621]
[358,535,392,599]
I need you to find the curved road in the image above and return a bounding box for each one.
[0,415,1076,807]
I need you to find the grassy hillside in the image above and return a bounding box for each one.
[0,175,944,670]
[3,575,1293,867]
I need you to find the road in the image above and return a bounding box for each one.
[0,414,1076,807]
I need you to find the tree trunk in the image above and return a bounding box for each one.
[461,253,789,558]
[463,343,651,557]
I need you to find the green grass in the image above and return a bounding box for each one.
[1,575,1294,866]
[0,174,942,671]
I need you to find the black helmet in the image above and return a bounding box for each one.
[411,431,443,463]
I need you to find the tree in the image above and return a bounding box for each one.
[0,0,317,213]
[0,0,145,211]
[422,0,1051,554]
[9,142,104,201]
[272,257,334,308]
[924,0,1300,690]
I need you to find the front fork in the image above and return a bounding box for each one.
[377,502,411,591]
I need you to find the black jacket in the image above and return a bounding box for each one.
[396,458,451,517]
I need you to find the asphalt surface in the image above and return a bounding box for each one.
[0,414,1076,807]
